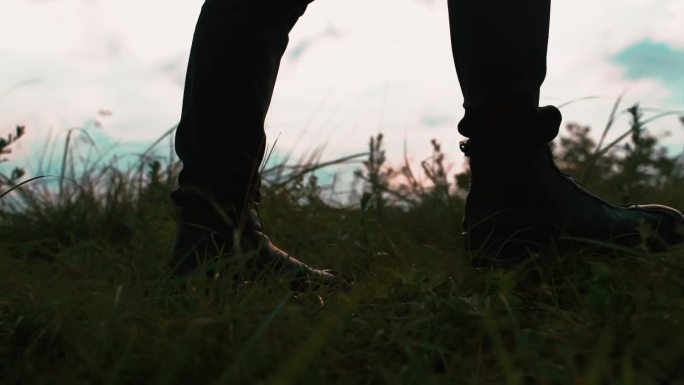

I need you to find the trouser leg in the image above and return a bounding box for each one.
[448,0,560,142]
[172,0,312,210]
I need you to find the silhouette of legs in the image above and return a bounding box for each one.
[173,0,313,210]
[172,0,560,208]
[171,0,682,271]
[448,0,560,142]
[447,1,682,263]
[169,0,345,285]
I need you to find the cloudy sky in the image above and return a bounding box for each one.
[1,0,683,180]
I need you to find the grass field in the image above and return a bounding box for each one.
[1,104,684,384]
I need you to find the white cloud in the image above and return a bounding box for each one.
[651,0,684,48]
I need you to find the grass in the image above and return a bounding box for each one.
[1,104,684,384]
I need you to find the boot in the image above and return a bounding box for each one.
[461,133,683,267]
[168,191,343,290]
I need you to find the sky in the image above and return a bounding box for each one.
[1,0,684,185]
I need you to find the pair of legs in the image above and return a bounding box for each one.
[172,0,560,208]
[170,0,682,277]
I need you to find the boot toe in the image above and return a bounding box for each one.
[626,204,684,248]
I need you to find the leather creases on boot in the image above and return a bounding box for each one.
[460,139,684,267]
[169,200,344,291]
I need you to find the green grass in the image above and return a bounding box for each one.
[1,104,684,384]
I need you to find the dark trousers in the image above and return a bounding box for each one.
[172,0,560,209]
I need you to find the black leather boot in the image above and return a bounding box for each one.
[168,191,343,290]
[461,134,683,267]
